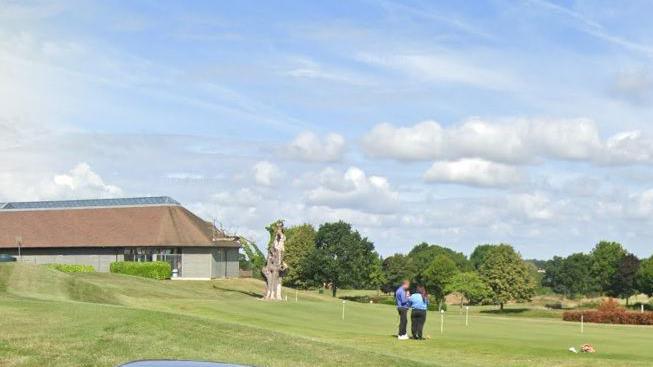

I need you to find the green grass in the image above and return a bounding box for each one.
[1,264,652,367]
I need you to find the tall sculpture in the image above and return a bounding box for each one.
[262,220,287,300]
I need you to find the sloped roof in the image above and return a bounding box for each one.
[0,196,179,210]
[0,202,239,249]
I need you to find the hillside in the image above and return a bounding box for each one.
[1,263,652,367]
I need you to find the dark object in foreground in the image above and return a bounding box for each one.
[119,361,251,367]
[0,254,16,262]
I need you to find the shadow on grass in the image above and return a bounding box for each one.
[480,308,530,315]
[212,284,263,298]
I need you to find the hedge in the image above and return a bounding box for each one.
[110,261,172,280]
[563,299,653,325]
[47,264,95,273]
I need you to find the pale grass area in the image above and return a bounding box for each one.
[1,263,652,367]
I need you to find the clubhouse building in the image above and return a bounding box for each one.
[0,197,240,279]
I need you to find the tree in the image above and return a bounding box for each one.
[560,253,597,298]
[637,256,653,297]
[300,221,381,297]
[366,255,386,291]
[543,253,596,298]
[261,220,287,300]
[479,245,535,310]
[421,255,459,302]
[381,254,417,293]
[525,261,545,295]
[282,224,316,288]
[590,241,626,295]
[610,253,640,304]
[239,238,266,279]
[408,243,471,285]
[445,272,493,307]
[470,244,497,270]
[541,256,564,293]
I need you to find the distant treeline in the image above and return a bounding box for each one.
[239,221,653,307]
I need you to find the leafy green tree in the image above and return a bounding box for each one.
[541,256,564,293]
[470,244,497,270]
[609,253,640,304]
[479,245,536,310]
[445,272,493,307]
[590,241,626,294]
[547,253,597,298]
[381,254,417,293]
[282,224,316,288]
[408,243,471,285]
[421,255,459,301]
[525,261,546,294]
[239,238,266,279]
[637,256,653,297]
[300,221,381,297]
[366,255,386,291]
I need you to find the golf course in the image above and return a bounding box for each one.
[0,263,651,367]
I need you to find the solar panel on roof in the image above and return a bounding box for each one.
[0,196,179,210]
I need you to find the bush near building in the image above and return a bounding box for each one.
[47,264,95,273]
[563,298,653,325]
[110,261,171,280]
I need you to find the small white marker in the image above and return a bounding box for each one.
[440,310,444,335]
[342,300,346,320]
[465,306,469,327]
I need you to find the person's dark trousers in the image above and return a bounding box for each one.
[397,307,408,336]
[411,309,427,339]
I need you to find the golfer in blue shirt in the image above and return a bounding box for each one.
[395,279,410,340]
[409,285,429,340]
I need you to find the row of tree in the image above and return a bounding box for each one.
[542,241,653,302]
[382,243,536,309]
[240,221,653,307]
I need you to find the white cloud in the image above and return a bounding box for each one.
[282,57,371,86]
[424,158,522,187]
[361,118,653,165]
[49,163,123,199]
[0,163,122,201]
[305,167,399,214]
[212,188,263,207]
[282,131,346,162]
[508,192,555,220]
[603,131,653,164]
[625,189,653,219]
[362,121,444,160]
[252,161,282,186]
[357,52,516,90]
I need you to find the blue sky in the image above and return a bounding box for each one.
[3,0,653,259]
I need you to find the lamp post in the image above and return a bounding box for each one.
[15,236,22,261]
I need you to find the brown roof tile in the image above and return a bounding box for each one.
[0,205,240,249]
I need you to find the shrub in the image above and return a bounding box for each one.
[563,299,653,325]
[545,302,564,310]
[110,261,171,280]
[47,264,95,273]
[597,298,622,312]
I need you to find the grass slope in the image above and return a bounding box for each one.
[1,264,651,367]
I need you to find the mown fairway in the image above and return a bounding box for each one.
[0,264,651,367]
